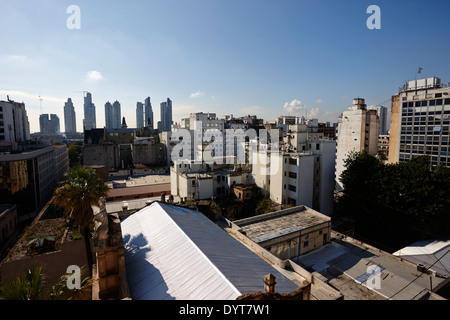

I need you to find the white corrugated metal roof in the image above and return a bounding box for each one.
[121,202,299,300]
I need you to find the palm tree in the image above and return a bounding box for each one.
[0,266,45,300]
[53,166,109,275]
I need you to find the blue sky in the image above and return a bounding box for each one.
[1,0,450,133]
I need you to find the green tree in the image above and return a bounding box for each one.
[53,166,109,275]
[67,141,83,167]
[255,198,273,216]
[339,152,450,250]
[0,266,45,300]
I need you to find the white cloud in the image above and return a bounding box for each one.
[283,99,306,114]
[315,99,323,104]
[86,70,103,81]
[190,91,204,98]
[1,90,65,103]
[308,107,320,118]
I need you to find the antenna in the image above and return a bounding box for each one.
[417,67,423,80]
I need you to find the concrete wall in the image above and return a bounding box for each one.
[83,144,119,171]
[0,239,88,297]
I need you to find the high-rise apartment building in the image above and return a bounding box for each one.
[39,114,60,134]
[112,100,121,129]
[64,98,76,133]
[367,105,389,135]
[105,100,121,129]
[160,98,172,132]
[335,98,380,187]
[145,97,154,129]
[0,99,30,151]
[388,76,450,167]
[136,102,144,129]
[83,92,96,131]
[105,101,113,129]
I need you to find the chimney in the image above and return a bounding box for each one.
[264,274,276,294]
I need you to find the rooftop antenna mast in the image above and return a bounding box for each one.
[417,67,423,80]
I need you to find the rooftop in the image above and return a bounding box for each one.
[120,202,301,300]
[294,231,449,300]
[393,239,450,278]
[233,206,331,244]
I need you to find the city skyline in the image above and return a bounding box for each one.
[1,1,450,133]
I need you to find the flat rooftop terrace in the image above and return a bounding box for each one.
[232,206,331,244]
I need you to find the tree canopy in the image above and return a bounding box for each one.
[339,152,450,251]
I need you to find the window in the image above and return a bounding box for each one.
[303,241,309,248]
[288,185,296,192]
[289,172,297,179]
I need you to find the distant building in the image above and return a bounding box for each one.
[190,112,225,159]
[252,124,336,216]
[136,102,144,129]
[83,92,96,131]
[112,101,121,129]
[63,98,77,134]
[388,76,450,167]
[335,98,379,188]
[105,100,121,130]
[367,105,389,135]
[318,122,336,140]
[159,98,172,132]
[39,114,60,134]
[104,101,113,129]
[0,99,31,152]
[83,128,166,171]
[144,97,153,129]
[170,158,250,201]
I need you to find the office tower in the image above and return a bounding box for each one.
[160,98,172,132]
[39,114,60,134]
[389,76,450,167]
[144,97,153,129]
[136,102,144,129]
[367,105,388,135]
[64,98,76,133]
[335,98,380,187]
[83,92,96,131]
[112,100,121,129]
[105,100,121,129]
[105,101,113,129]
[0,98,30,149]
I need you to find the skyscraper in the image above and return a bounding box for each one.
[64,98,76,133]
[83,92,96,131]
[160,98,172,132]
[105,101,113,129]
[112,100,121,129]
[136,102,144,129]
[105,100,121,129]
[39,114,60,134]
[145,97,153,129]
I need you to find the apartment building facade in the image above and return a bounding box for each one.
[389,77,450,167]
